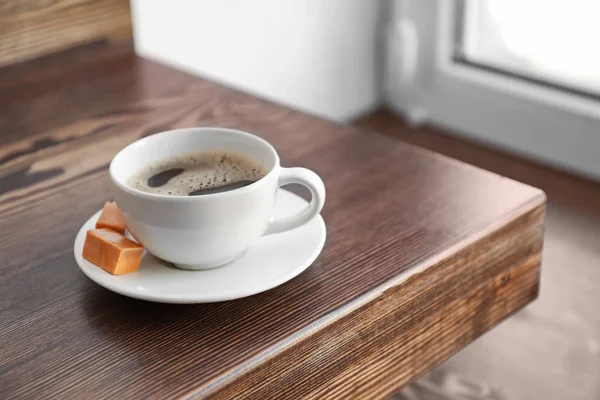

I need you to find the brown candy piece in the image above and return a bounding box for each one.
[82,228,143,275]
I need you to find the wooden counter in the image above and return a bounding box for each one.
[0,42,545,399]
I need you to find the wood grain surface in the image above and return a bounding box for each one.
[0,0,131,66]
[358,110,600,400]
[356,109,600,218]
[0,42,545,399]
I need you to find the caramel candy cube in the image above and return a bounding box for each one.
[95,202,126,234]
[82,228,144,275]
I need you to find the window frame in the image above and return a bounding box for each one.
[385,0,600,179]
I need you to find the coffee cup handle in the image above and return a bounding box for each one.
[264,167,326,235]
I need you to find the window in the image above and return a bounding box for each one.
[385,0,600,179]
[457,0,600,99]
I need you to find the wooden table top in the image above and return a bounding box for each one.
[0,42,545,400]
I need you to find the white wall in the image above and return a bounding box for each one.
[131,0,382,121]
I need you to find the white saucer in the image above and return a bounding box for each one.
[73,190,326,303]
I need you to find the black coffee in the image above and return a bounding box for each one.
[128,151,267,196]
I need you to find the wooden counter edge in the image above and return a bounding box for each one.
[189,192,546,400]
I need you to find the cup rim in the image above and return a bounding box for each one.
[109,127,280,201]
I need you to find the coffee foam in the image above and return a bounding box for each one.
[128,151,267,196]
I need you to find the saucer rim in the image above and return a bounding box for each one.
[73,193,326,304]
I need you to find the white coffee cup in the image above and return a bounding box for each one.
[110,127,326,270]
